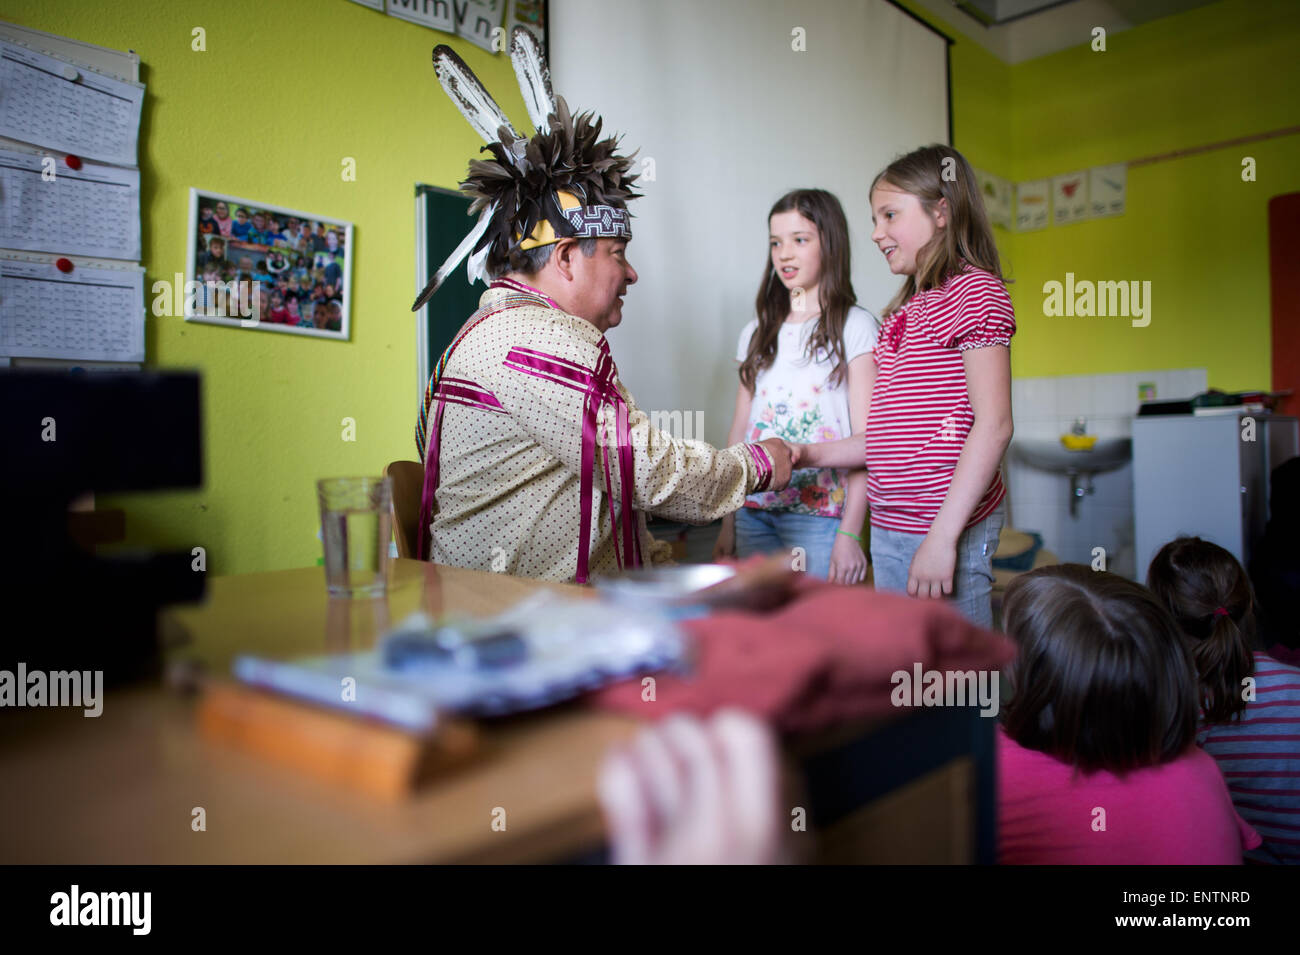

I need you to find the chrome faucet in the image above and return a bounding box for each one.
[1071,417,1088,436]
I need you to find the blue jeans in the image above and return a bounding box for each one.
[869,503,1006,628]
[734,507,841,581]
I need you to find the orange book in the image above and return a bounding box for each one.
[197,681,478,800]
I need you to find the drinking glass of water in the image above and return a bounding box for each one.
[317,476,393,598]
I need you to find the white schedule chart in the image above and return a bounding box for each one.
[0,148,141,260]
[0,255,145,361]
[0,40,143,167]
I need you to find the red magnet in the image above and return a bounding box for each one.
[55,258,74,273]
[65,155,82,170]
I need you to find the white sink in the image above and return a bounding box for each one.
[1014,437,1132,474]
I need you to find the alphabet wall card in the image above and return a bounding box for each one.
[183,189,352,342]
[508,0,547,52]
[1089,163,1127,218]
[975,168,1012,229]
[1015,179,1050,232]
[387,0,456,32]
[456,0,506,52]
[378,0,545,54]
[1052,171,1089,225]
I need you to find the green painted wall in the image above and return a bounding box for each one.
[1003,0,1300,387]
[4,0,528,574]
[903,0,1298,386]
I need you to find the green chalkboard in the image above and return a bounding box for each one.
[415,184,487,402]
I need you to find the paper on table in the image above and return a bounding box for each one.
[0,41,144,166]
[0,253,144,361]
[0,148,141,260]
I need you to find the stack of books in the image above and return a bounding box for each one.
[197,674,479,801]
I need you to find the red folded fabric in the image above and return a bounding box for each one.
[589,581,1017,734]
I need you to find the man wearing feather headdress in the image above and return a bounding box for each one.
[411,30,796,583]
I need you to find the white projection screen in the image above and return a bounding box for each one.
[550,0,950,445]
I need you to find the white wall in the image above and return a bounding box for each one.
[551,0,949,444]
[1007,368,1208,579]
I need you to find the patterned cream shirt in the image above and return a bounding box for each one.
[417,282,771,583]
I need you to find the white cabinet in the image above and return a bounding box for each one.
[1133,414,1298,578]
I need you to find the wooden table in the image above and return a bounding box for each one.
[0,559,993,864]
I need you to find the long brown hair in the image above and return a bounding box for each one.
[1147,536,1258,725]
[871,145,1006,318]
[738,189,857,391]
[1001,564,1199,774]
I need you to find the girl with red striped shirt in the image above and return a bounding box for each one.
[797,145,1015,626]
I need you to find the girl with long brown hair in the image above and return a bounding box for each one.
[796,145,1015,626]
[713,189,878,583]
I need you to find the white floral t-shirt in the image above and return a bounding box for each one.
[736,305,878,517]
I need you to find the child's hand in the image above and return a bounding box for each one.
[828,533,867,585]
[907,531,957,599]
[783,440,804,468]
[596,710,787,865]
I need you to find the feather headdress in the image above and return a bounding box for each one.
[412,28,641,312]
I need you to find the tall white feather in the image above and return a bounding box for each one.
[466,238,492,286]
[433,45,519,145]
[411,202,496,312]
[509,27,555,133]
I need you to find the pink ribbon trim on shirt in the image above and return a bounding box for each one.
[746,442,773,492]
[417,283,585,564]
[416,311,509,561]
[417,378,504,561]
[434,377,506,413]
[491,276,564,311]
[503,342,641,583]
[417,392,449,562]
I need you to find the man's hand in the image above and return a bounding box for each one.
[758,437,795,491]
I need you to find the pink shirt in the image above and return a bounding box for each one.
[866,265,1014,534]
[997,726,1261,864]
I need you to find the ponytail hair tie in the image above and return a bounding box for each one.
[1213,607,1229,618]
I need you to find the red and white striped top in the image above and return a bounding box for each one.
[865,264,1015,534]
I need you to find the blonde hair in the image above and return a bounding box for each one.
[871,144,1006,317]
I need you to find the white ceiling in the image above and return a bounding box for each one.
[913,0,1221,63]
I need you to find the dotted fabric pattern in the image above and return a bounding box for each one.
[428,287,760,582]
